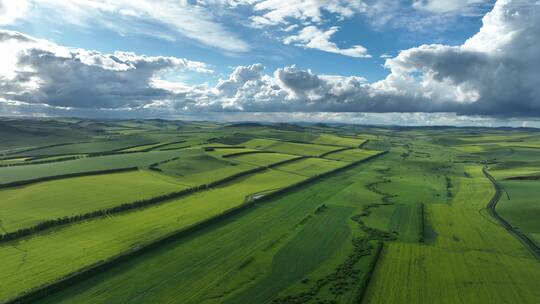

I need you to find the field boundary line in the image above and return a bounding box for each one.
[356,241,384,303]
[482,167,540,261]
[319,147,355,158]
[144,140,187,152]
[358,139,369,149]
[0,155,83,168]
[0,156,309,243]
[1,150,388,304]
[2,141,92,157]
[221,150,275,158]
[0,167,138,190]
[260,136,352,148]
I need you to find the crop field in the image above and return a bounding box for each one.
[365,166,540,303]
[0,118,539,304]
[0,170,185,232]
[155,152,257,186]
[273,157,347,177]
[311,133,366,147]
[324,148,380,162]
[0,150,182,185]
[225,151,298,167]
[244,138,341,156]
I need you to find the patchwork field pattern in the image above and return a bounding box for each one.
[0,119,539,304]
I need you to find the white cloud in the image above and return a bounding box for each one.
[412,0,491,14]
[365,0,494,32]
[1,0,539,118]
[0,0,29,25]
[249,0,367,26]
[284,26,370,58]
[0,29,213,109]
[4,0,250,52]
[380,0,540,115]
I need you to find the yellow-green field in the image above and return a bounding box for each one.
[0,170,185,232]
[365,166,540,303]
[1,119,539,304]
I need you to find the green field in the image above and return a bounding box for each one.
[311,133,366,147]
[0,169,308,301]
[35,155,389,304]
[324,149,381,163]
[0,150,182,185]
[365,166,540,303]
[156,152,257,186]
[273,157,347,177]
[244,138,341,156]
[225,151,298,167]
[0,118,539,304]
[0,170,186,233]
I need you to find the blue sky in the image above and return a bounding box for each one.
[0,0,539,126]
[4,0,491,83]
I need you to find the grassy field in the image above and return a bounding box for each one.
[156,153,257,186]
[324,149,379,162]
[273,157,347,177]
[496,180,540,245]
[225,152,298,167]
[311,133,366,147]
[364,166,540,303]
[244,138,340,156]
[35,155,390,304]
[0,169,309,301]
[0,150,182,185]
[0,118,539,304]
[0,170,186,233]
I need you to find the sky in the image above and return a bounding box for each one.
[0,0,539,127]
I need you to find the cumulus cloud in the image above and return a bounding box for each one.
[284,26,370,58]
[0,30,213,109]
[2,0,249,52]
[208,0,540,116]
[1,0,539,118]
[0,0,29,25]
[381,0,540,115]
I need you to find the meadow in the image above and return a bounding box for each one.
[0,118,538,304]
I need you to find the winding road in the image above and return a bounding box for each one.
[482,167,540,261]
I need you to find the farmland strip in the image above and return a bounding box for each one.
[145,140,186,151]
[0,156,82,168]
[0,156,307,243]
[3,141,91,156]
[222,150,275,158]
[2,151,388,304]
[319,147,355,158]
[0,167,137,189]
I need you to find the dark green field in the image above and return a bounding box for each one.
[0,118,539,304]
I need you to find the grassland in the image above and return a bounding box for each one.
[244,138,341,156]
[155,152,257,186]
[35,154,391,304]
[0,170,185,233]
[311,134,366,147]
[324,149,379,162]
[0,169,309,301]
[0,150,181,185]
[0,118,539,304]
[364,162,540,303]
[273,157,347,177]
[224,152,298,167]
